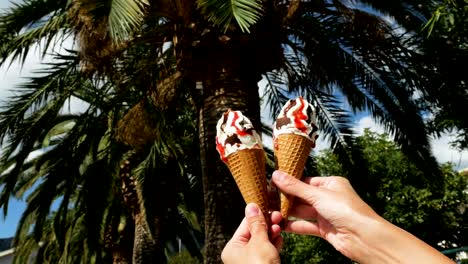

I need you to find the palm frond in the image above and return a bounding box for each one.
[262,71,290,120]
[285,6,440,178]
[0,0,69,66]
[0,0,67,34]
[13,110,117,254]
[107,0,149,43]
[166,208,203,261]
[0,97,70,215]
[12,212,38,264]
[0,52,80,142]
[133,141,179,236]
[14,210,101,264]
[355,0,431,32]
[42,118,77,147]
[262,66,357,164]
[0,116,75,196]
[76,155,120,256]
[0,54,83,216]
[197,0,263,32]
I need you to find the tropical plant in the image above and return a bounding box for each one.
[424,0,468,41]
[0,0,446,262]
[419,0,468,150]
[0,48,203,264]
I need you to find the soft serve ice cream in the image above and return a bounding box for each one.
[273,97,318,146]
[216,110,263,162]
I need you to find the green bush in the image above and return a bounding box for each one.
[167,250,201,264]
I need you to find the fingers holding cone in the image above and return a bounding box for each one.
[275,134,313,220]
[216,96,319,243]
[273,97,318,221]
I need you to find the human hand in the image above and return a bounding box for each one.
[221,203,283,264]
[272,170,455,264]
[271,170,380,260]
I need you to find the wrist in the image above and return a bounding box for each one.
[349,216,400,263]
[335,213,394,263]
[348,216,454,264]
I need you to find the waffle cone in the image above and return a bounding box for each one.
[227,149,269,221]
[275,134,313,219]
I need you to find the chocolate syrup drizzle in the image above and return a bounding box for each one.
[275,99,318,140]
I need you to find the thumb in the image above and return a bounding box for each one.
[272,170,321,205]
[245,203,268,241]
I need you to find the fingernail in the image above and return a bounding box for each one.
[246,203,260,217]
[273,170,286,182]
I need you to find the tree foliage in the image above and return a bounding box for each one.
[0,47,204,263]
[168,250,202,264]
[419,0,468,149]
[281,233,349,263]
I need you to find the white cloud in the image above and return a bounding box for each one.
[354,116,386,135]
[311,134,330,154]
[431,133,468,170]
[61,97,90,115]
[0,0,16,9]
[354,115,468,170]
[0,53,42,101]
[0,1,72,86]
[1,34,77,104]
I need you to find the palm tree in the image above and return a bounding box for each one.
[0,49,203,263]
[1,0,442,262]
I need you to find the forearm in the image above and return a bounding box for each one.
[349,216,454,264]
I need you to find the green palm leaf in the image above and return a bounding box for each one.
[108,0,149,42]
[283,6,440,178]
[197,0,263,32]
[0,0,69,66]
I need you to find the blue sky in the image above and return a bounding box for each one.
[1,0,468,240]
[0,200,26,238]
[0,0,21,239]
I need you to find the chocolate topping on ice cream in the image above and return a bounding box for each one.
[273,97,318,143]
[216,110,263,162]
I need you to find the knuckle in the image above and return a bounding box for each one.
[249,217,267,231]
[303,192,316,204]
[333,176,349,183]
[250,217,267,227]
[283,176,297,188]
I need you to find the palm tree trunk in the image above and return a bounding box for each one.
[133,212,165,263]
[112,214,134,264]
[132,156,179,264]
[199,69,262,264]
[119,156,168,263]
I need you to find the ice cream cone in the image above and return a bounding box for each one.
[275,134,313,219]
[216,110,270,222]
[226,148,269,220]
